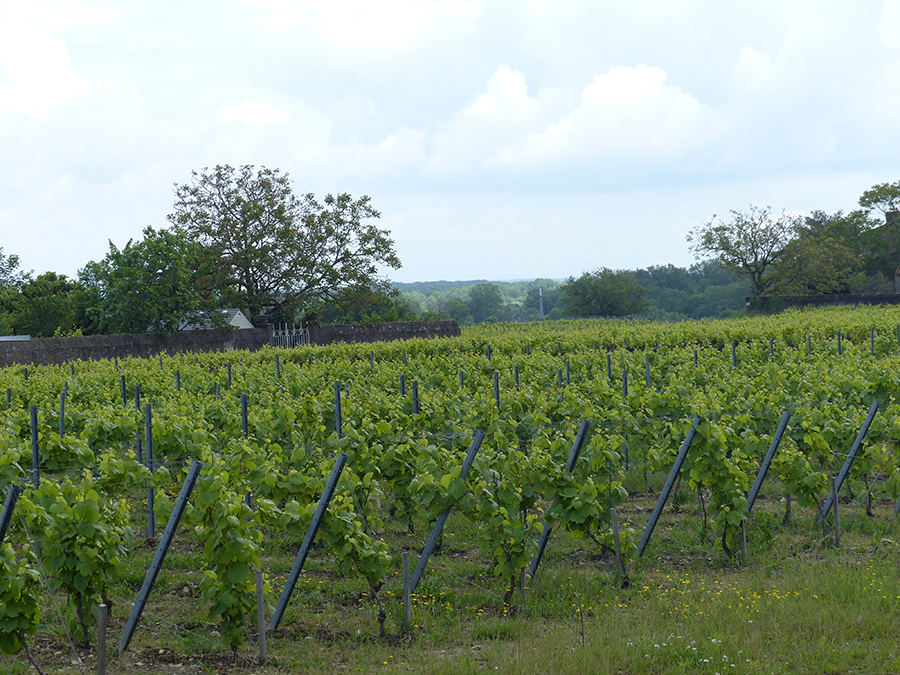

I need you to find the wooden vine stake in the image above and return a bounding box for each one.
[611,507,627,587]
[402,551,412,633]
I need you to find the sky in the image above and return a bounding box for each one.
[1,0,900,284]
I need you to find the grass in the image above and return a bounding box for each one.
[5,475,900,674]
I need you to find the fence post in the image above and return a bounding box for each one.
[493,372,500,410]
[59,389,66,438]
[637,417,700,557]
[98,603,108,675]
[611,507,626,586]
[402,551,412,632]
[118,461,203,654]
[334,383,342,439]
[256,569,267,664]
[269,453,349,630]
[145,403,155,538]
[819,401,879,522]
[528,421,590,580]
[832,477,840,547]
[30,406,39,488]
[0,484,22,543]
[410,433,485,594]
[746,412,791,513]
[241,394,249,438]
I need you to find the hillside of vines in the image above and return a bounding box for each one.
[3,305,900,673]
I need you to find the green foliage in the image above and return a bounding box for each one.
[169,165,401,323]
[20,474,133,643]
[0,543,42,656]
[191,462,267,651]
[687,420,751,546]
[559,268,649,317]
[78,226,204,335]
[0,248,27,289]
[858,180,900,215]
[688,205,799,297]
[0,272,79,337]
[467,283,507,323]
[631,261,748,320]
[316,286,419,324]
[7,306,900,649]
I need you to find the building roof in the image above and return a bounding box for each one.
[178,309,254,331]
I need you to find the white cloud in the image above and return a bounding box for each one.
[427,65,565,177]
[215,100,290,125]
[0,14,92,117]
[426,64,720,184]
[489,65,718,170]
[324,127,428,178]
[248,0,482,50]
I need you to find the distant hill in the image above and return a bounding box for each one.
[392,280,492,292]
[391,266,749,322]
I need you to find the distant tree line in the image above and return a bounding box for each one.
[0,165,401,337]
[4,176,899,337]
[688,181,900,298]
[394,260,747,326]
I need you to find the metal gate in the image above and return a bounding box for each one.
[273,324,310,348]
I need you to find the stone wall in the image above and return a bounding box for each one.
[308,320,461,345]
[748,293,900,312]
[0,320,460,367]
[0,327,272,368]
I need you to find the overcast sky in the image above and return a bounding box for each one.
[2,1,899,283]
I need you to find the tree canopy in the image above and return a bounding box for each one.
[687,205,799,297]
[0,248,27,289]
[467,283,507,323]
[168,165,401,323]
[559,268,649,317]
[78,226,205,335]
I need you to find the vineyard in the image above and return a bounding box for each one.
[3,305,900,673]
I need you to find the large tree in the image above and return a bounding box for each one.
[859,181,900,215]
[8,272,79,337]
[0,248,27,289]
[316,286,419,324]
[467,283,506,323]
[858,181,900,284]
[687,205,799,297]
[168,165,401,323]
[767,211,869,296]
[560,268,649,317]
[78,226,204,335]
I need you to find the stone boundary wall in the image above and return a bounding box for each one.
[748,293,900,312]
[0,321,460,367]
[308,320,461,345]
[0,327,273,368]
